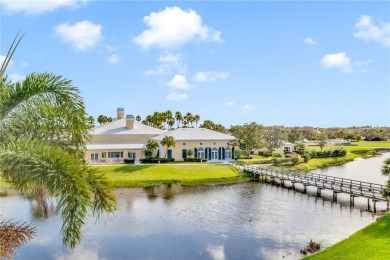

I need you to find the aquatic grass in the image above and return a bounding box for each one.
[291,154,358,172]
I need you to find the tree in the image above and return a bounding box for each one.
[229,122,264,157]
[160,136,175,158]
[194,114,200,128]
[136,115,141,122]
[263,126,288,152]
[146,140,159,157]
[317,132,328,152]
[87,116,95,128]
[381,158,390,198]
[97,114,108,125]
[200,119,227,133]
[0,34,116,253]
[175,111,182,128]
[287,127,303,144]
[187,148,194,158]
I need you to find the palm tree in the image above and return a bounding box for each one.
[168,118,175,130]
[97,114,108,125]
[146,140,159,157]
[87,116,95,128]
[382,158,390,198]
[175,111,182,128]
[185,112,193,127]
[0,34,116,253]
[160,136,175,158]
[136,115,141,123]
[194,114,200,128]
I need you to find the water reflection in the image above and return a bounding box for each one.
[2,155,389,259]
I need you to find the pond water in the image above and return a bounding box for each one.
[1,154,390,260]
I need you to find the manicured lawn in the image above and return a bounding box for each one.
[306,141,390,155]
[305,213,390,259]
[93,164,250,187]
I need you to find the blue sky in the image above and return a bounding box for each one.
[1,0,389,127]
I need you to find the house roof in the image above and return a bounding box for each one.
[90,119,166,136]
[86,142,146,150]
[151,128,236,141]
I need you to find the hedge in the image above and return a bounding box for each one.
[140,158,175,163]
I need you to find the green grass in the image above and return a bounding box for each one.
[305,213,390,259]
[290,153,359,172]
[93,164,250,187]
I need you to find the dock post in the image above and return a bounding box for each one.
[333,191,337,202]
[303,184,307,194]
[367,198,371,212]
[317,187,321,197]
[387,201,389,210]
[350,195,354,207]
[373,200,377,213]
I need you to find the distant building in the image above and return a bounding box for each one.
[85,108,236,164]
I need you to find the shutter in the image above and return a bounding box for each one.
[222,147,225,160]
[218,147,222,160]
[205,147,208,159]
[194,148,198,158]
[208,147,211,160]
[157,149,160,158]
[232,147,235,159]
[182,149,187,159]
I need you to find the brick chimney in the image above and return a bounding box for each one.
[117,107,124,119]
[126,114,135,129]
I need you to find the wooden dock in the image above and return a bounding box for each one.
[232,162,390,213]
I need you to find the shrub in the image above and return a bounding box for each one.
[310,149,317,158]
[123,159,135,164]
[144,149,153,158]
[140,158,175,163]
[184,158,208,162]
[302,153,311,163]
[272,157,299,166]
[272,152,284,158]
[262,151,273,157]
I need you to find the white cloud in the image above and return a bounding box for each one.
[304,37,316,45]
[167,74,190,89]
[106,44,119,53]
[144,53,187,76]
[133,6,222,50]
[1,0,88,15]
[167,93,188,101]
[354,59,373,67]
[21,61,28,67]
[321,52,352,73]
[106,54,119,64]
[54,20,103,51]
[354,15,390,47]
[244,104,255,111]
[193,71,229,83]
[0,54,14,68]
[9,73,25,83]
[226,102,235,107]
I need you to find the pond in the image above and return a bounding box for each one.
[1,154,389,259]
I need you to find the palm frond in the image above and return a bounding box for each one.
[0,139,116,248]
[0,30,24,82]
[0,219,36,259]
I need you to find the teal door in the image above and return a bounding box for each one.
[167,149,172,159]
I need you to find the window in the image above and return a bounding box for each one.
[197,148,205,159]
[90,153,98,162]
[102,152,106,158]
[225,148,232,160]
[214,142,216,145]
[183,143,186,146]
[128,152,136,159]
[108,152,123,158]
[211,148,218,160]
